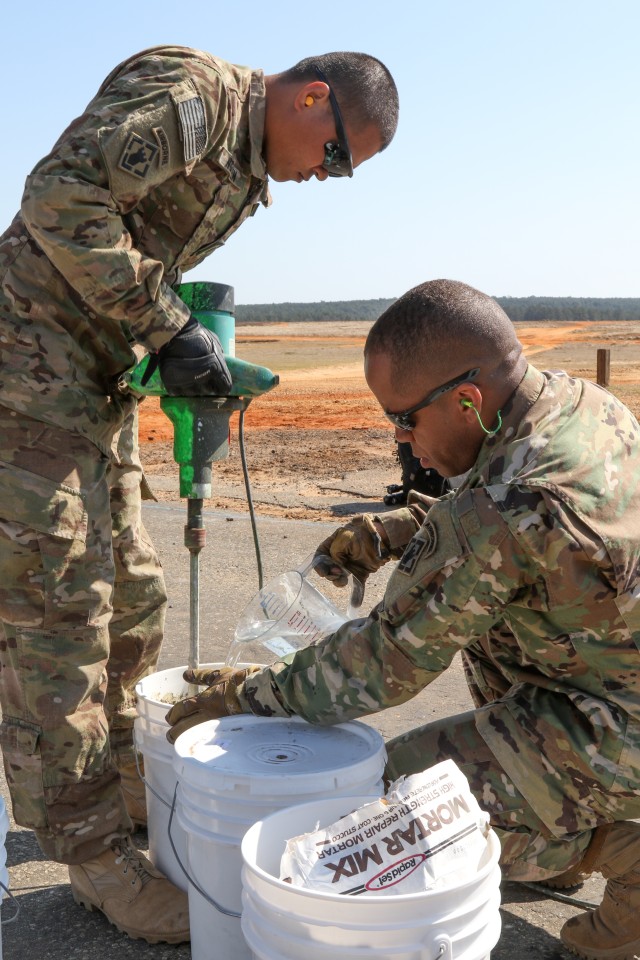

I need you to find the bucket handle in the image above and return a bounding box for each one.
[424,936,452,960]
[132,731,242,924]
[298,553,365,615]
[167,782,242,920]
[133,731,172,811]
[0,880,21,925]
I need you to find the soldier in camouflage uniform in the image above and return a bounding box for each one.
[168,279,640,960]
[0,45,398,942]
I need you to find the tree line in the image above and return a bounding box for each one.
[236,296,640,325]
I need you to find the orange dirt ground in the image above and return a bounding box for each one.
[139,320,640,518]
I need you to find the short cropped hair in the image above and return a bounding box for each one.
[365,279,523,384]
[282,52,399,150]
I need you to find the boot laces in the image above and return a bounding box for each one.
[112,839,153,887]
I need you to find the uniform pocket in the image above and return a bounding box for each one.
[0,461,87,541]
[0,460,97,629]
[0,719,48,828]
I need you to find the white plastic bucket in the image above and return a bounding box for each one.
[241,795,502,960]
[135,663,273,890]
[0,795,11,959]
[173,715,386,960]
[134,665,197,889]
[133,713,188,890]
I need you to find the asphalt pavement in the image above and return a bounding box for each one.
[1,502,601,959]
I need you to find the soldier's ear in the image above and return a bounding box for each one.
[294,81,330,112]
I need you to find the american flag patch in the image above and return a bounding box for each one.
[176,96,207,163]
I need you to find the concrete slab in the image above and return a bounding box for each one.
[1,503,602,959]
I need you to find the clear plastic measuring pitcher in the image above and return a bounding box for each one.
[226,555,364,667]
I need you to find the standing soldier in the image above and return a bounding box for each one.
[0,46,398,942]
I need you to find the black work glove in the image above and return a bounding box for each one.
[142,314,232,396]
[165,666,262,744]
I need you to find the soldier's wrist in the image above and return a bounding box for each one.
[374,509,420,555]
[371,518,391,551]
[236,670,291,718]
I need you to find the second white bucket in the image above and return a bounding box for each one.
[134,662,259,890]
[134,665,197,890]
[173,715,386,960]
[241,795,502,960]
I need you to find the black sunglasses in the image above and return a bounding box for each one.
[384,368,480,431]
[314,67,353,178]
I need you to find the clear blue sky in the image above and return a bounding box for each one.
[3,0,638,303]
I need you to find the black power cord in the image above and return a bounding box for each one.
[238,407,264,590]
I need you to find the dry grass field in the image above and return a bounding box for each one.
[139,320,640,517]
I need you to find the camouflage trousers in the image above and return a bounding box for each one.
[0,404,167,864]
[385,709,592,882]
[385,638,638,882]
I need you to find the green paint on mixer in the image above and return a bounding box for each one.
[125,280,279,498]
[128,281,279,404]
[177,280,236,355]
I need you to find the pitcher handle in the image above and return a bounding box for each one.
[298,553,365,617]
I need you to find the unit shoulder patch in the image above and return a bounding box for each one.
[118,133,159,179]
[152,126,170,167]
[397,521,438,576]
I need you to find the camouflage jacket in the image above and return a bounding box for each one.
[0,46,270,455]
[240,366,640,823]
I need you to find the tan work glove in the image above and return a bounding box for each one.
[314,514,391,586]
[165,665,261,744]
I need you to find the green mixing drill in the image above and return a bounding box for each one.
[126,281,279,675]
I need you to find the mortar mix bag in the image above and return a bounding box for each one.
[280,759,493,895]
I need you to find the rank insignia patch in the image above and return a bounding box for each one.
[397,521,438,575]
[176,96,207,163]
[119,133,159,178]
[218,148,240,184]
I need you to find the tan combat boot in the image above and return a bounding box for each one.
[561,821,640,960]
[118,761,147,828]
[69,837,189,944]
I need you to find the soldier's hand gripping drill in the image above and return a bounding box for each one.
[142,314,233,396]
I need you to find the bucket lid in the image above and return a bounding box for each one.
[173,716,385,796]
